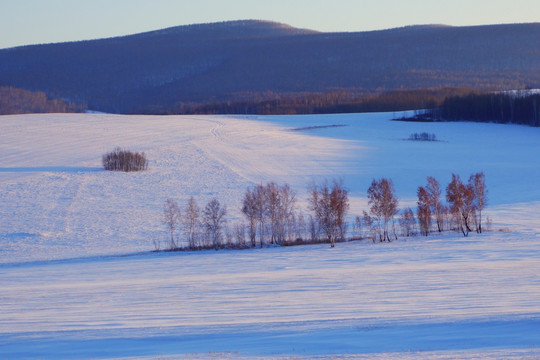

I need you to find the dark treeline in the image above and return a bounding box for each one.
[424,91,540,127]
[0,86,87,115]
[161,87,479,116]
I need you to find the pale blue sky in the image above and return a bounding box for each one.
[1,0,538,49]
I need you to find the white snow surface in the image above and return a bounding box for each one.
[1,112,540,359]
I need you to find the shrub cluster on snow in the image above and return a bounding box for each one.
[408,132,438,141]
[102,147,148,172]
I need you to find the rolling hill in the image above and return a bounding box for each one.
[0,20,539,113]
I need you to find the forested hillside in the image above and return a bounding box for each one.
[0,20,539,114]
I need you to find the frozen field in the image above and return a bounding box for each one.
[1,112,539,358]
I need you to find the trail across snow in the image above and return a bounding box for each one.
[1,112,540,358]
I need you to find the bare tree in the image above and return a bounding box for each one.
[417,186,431,236]
[446,174,464,235]
[308,214,320,242]
[426,176,444,232]
[352,215,362,240]
[241,187,258,247]
[182,196,200,249]
[446,174,474,236]
[296,212,307,241]
[440,204,450,232]
[276,183,296,244]
[202,198,227,250]
[286,212,297,244]
[243,182,295,247]
[234,223,246,247]
[331,179,349,242]
[468,172,488,233]
[362,210,376,242]
[163,198,181,250]
[308,179,349,247]
[308,183,322,242]
[367,178,399,242]
[463,185,475,234]
[224,223,233,247]
[399,207,416,237]
[254,184,268,247]
[266,182,281,245]
[316,180,335,245]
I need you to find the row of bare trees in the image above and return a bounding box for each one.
[158,173,487,251]
[354,172,487,243]
[242,182,297,247]
[399,172,487,239]
[307,179,349,247]
[446,172,488,236]
[161,196,228,251]
[240,180,351,248]
[159,180,349,251]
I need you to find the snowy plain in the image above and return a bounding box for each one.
[1,112,539,359]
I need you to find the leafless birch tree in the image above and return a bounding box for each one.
[242,182,296,247]
[308,179,349,247]
[399,208,416,237]
[446,174,475,236]
[241,187,258,247]
[202,198,227,250]
[163,198,181,250]
[468,172,488,233]
[417,186,431,236]
[276,183,296,244]
[362,210,376,242]
[266,182,281,245]
[367,178,399,242]
[254,184,268,247]
[426,176,444,232]
[182,196,200,249]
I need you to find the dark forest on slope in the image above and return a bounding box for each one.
[1,20,539,114]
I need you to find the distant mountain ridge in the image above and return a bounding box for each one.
[0,20,539,113]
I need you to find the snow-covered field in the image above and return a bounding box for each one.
[1,112,539,359]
